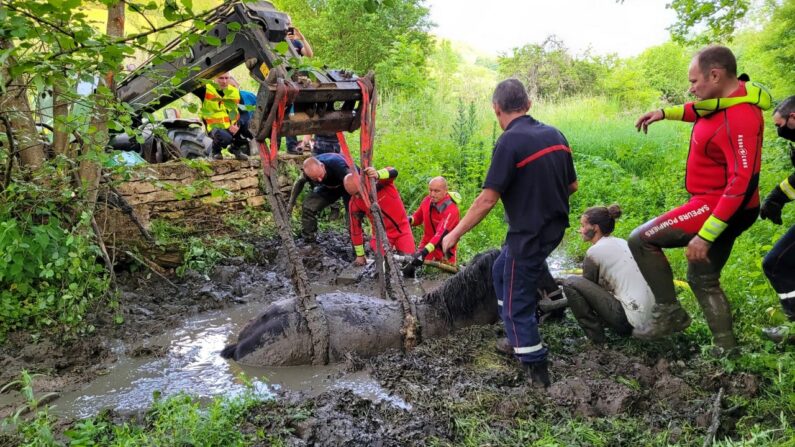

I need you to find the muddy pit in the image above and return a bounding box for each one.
[0,232,761,445]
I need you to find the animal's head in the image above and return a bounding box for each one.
[424,249,500,329]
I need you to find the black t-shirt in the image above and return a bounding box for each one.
[483,115,577,256]
[315,152,350,188]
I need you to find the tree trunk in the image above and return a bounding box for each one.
[80,1,124,206]
[0,38,47,170]
[51,84,70,156]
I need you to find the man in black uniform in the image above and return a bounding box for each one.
[760,95,795,342]
[442,79,578,387]
[290,153,351,242]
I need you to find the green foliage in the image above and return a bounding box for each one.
[667,0,751,44]
[273,0,431,93]
[635,42,694,104]
[0,179,109,341]
[150,219,256,277]
[1,372,268,446]
[373,35,429,94]
[176,236,254,276]
[497,36,608,100]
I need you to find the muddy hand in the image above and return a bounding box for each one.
[635,110,663,134]
[354,255,367,266]
[686,236,711,263]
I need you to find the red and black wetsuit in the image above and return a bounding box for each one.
[410,194,460,264]
[628,81,763,339]
[349,168,414,256]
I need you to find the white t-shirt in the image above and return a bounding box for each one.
[583,236,655,328]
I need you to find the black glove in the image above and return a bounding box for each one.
[760,185,787,225]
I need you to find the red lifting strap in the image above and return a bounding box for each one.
[335,78,377,210]
[259,81,299,176]
[356,78,376,201]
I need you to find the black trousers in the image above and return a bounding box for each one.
[763,223,795,320]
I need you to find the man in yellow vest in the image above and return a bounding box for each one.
[196,72,249,160]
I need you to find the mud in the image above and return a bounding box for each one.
[0,231,353,418]
[244,322,759,445]
[0,230,762,445]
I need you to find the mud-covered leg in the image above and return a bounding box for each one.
[627,203,710,340]
[301,188,333,241]
[562,276,632,342]
[688,210,756,351]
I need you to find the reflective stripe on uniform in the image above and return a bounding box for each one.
[779,290,795,299]
[698,214,728,243]
[780,178,795,201]
[497,300,503,307]
[514,343,544,354]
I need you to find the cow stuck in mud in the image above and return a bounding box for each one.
[221,250,563,366]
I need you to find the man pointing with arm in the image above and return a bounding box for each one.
[630,45,764,353]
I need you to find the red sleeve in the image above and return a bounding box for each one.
[680,103,698,122]
[711,105,763,222]
[411,198,426,227]
[348,199,365,247]
[427,204,460,248]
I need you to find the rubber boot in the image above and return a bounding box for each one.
[689,272,736,350]
[521,360,551,388]
[631,303,691,340]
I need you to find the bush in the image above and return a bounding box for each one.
[0,181,109,341]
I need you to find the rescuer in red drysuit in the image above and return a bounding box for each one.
[408,176,462,265]
[345,166,415,266]
[629,45,766,353]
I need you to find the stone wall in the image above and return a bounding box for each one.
[95,154,306,264]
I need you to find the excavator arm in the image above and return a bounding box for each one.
[116,1,369,139]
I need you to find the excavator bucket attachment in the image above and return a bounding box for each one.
[115,1,368,145]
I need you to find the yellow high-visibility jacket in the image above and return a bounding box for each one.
[200,84,241,130]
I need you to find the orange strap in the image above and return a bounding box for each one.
[337,131,371,209]
[259,81,298,176]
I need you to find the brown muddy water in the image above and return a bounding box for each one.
[49,294,411,419]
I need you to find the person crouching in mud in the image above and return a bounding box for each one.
[561,205,655,343]
[344,166,415,265]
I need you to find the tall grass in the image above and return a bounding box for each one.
[375,91,794,444]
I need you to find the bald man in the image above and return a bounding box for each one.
[408,176,461,265]
[291,153,351,242]
[345,166,414,266]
